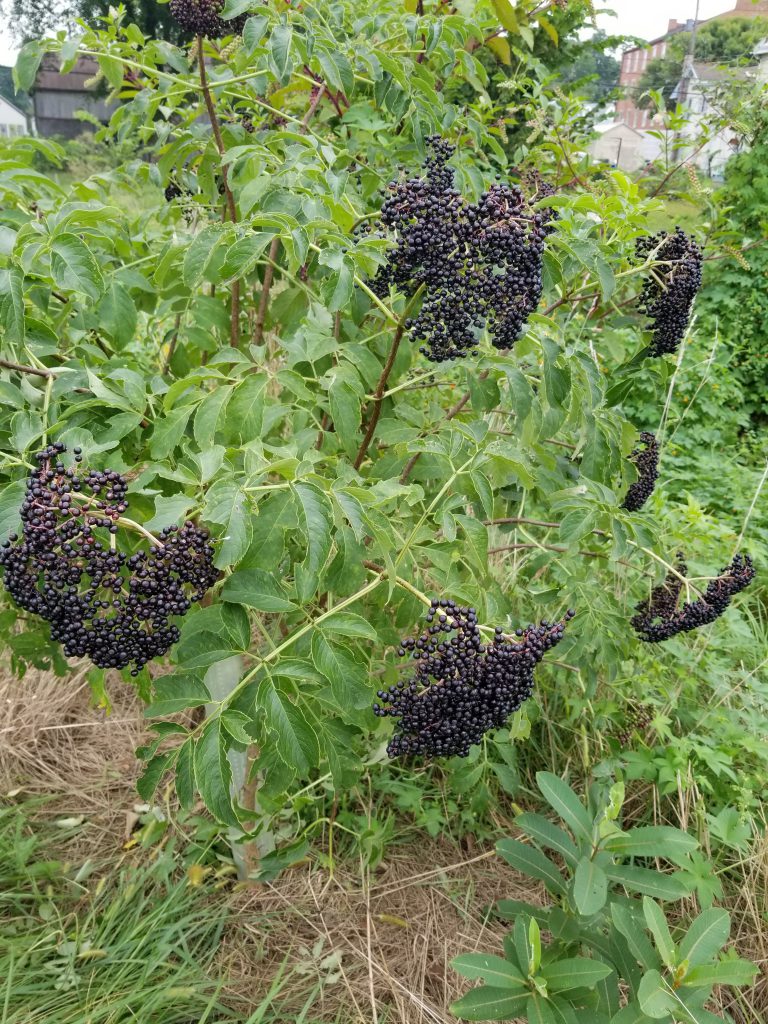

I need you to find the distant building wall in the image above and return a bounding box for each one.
[0,95,28,137]
[589,123,662,172]
[33,55,116,138]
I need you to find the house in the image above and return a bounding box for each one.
[0,93,28,138]
[616,0,768,131]
[589,120,662,172]
[590,0,768,173]
[33,55,116,138]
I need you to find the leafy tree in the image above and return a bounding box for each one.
[559,29,621,104]
[1,0,187,44]
[637,16,768,108]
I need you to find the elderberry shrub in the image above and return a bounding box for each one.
[168,0,247,38]
[0,444,219,675]
[635,228,703,357]
[366,137,556,362]
[621,432,660,512]
[632,554,755,643]
[373,599,574,758]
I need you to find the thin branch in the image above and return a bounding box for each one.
[399,369,489,483]
[0,358,55,378]
[489,542,653,577]
[198,35,240,349]
[354,285,425,471]
[303,83,327,127]
[254,237,281,345]
[162,313,182,375]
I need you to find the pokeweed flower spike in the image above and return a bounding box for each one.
[363,136,557,363]
[373,599,575,758]
[635,227,703,357]
[632,553,755,642]
[0,443,219,675]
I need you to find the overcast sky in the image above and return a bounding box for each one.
[0,0,744,68]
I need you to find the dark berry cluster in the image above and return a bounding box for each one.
[366,137,556,362]
[635,228,703,357]
[616,702,654,746]
[164,180,184,203]
[621,432,660,512]
[0,444,219,675]
[632,554,755,643]
[373,599,574,758]
[168,0,247,37]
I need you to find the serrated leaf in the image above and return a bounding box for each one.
[50,234,104,301]
[0,481,25,542]
[319,612,378,641]
[14,40,45,92]
[145,675,211,717]
[261,679,319,775]
[293,483,333,603]
[204,478,253,569]
[149,405,193,460]
[222,568,296,612]
[3,263,25,345]
[269,24,293,80]
[311,632,370,710]
[195,717,240,828]
[97,280,136,349]
[136,751,175,801]
[328,377,361,458]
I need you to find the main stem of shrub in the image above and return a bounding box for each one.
[198,36,240,350]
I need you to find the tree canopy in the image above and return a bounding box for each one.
[636,15,768,108]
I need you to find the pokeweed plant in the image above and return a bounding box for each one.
[0,0,760,857]
[451,773,757,1024]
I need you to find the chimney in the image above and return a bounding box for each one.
[684,18,695,30]
[668,18,681,31]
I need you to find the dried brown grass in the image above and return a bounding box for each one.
[1,666,766,1023]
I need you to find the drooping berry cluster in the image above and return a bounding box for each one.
[168,0,247,38]
[632,554,755,643]
[164,180,185,203]
[367,137,556,362]
[0,444,219,675]
[373,600,574,758]
[616,702,654,746]
[635,228,703,357]
[621,432,660,512]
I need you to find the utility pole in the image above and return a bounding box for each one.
[673,0,701,162]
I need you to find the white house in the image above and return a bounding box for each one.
[0,94,28,138]
[588,119,662,172]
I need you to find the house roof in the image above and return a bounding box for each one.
[0,92,28,118]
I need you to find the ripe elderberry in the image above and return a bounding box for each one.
[366,137,556,362]
[635,228,702,357]
[373,600,574,758]
[0,444,219,675]
[168,0,247,38]
[632,553,755,643]
[621,432,660,512]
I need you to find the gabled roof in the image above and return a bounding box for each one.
[0,93,28,118]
